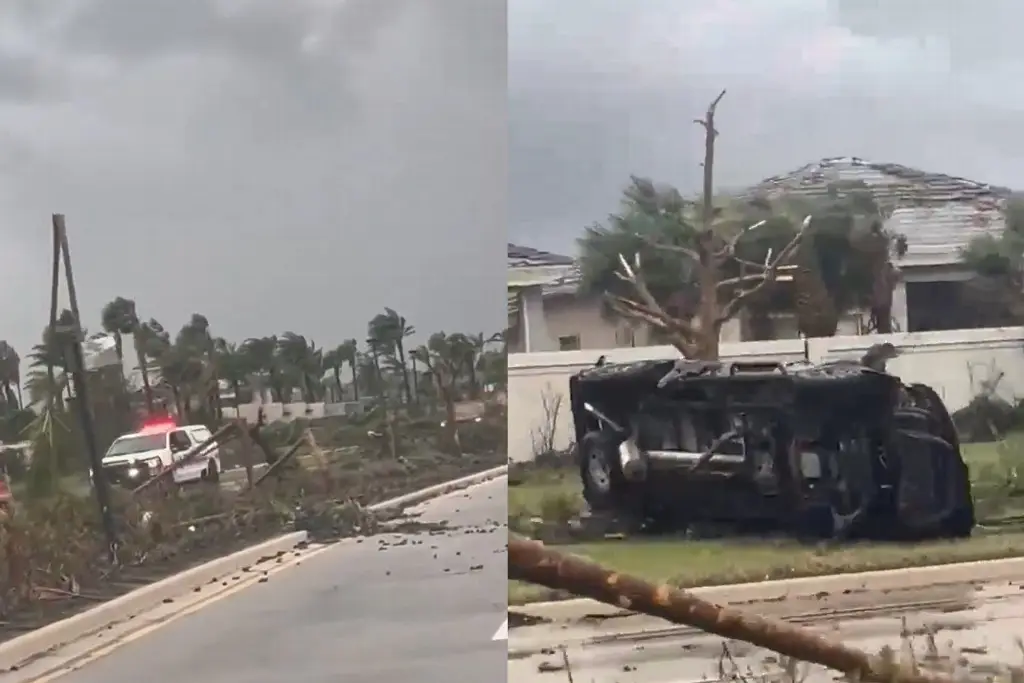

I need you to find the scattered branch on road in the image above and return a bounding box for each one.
[508,535,960,683]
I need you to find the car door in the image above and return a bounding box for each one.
[192,427,218,461]
[168,430,198,482]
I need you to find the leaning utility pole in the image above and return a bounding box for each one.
[48,213,119,563]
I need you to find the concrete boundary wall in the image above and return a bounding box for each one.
[507,327,1024,462]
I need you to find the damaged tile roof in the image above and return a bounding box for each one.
[508,157,1016,316]
[747,156,1014,265]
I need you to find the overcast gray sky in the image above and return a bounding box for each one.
[509,0,1024,255]
[0,0,505,362]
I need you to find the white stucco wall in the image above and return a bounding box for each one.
[507,326,1024,462]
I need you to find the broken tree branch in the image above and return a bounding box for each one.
[717,215,812,325]
[508,536,955,683]
[612,252,698,356]
[714,219,767,264]
[637,234,701,263]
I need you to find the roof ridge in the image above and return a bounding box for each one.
[752,156,1014,199]
[508,242,574,266]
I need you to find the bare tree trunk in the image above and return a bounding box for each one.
[332,367,343,401]
[695,90,726,361]
[46,220,62,412]
[133,335,154,414]
[396,341,413,405]
[410,358,419,399]
[441,388,460,454]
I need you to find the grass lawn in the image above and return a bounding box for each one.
[508,437,1024,521]
[508,435,1024,604]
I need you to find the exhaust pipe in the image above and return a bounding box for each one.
[645,450,745,465]
[618,438,647,481]
[618,443,747,480]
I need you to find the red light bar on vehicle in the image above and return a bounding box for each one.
[139,418,177,432]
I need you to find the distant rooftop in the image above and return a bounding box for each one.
[508,243,574,268]
[750,156,1012,205]
[507,244,579,316]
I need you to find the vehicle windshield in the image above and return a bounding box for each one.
[105,433,166,457]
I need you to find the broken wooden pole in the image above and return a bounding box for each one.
[253,434,306,487]
[508,536,956,683]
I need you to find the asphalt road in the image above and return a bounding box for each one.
[509,580,1024,683]
[50,476,508,683]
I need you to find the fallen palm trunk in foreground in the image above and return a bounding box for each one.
[508,535,957,683]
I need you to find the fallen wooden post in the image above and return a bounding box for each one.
[253,434,307,487]
[508,535,957,683]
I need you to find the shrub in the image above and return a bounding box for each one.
[952,394,1019,443]
[538,490,583,526]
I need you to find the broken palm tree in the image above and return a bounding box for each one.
[410,333,464,455]
[605,90,813,360]
[509,536,961,683]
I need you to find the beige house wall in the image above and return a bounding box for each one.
[508,264,991,353]
[512,292,865,352]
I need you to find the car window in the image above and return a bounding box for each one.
[168,431,191,451]
[106,433,167,456]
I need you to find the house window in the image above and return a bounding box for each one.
[558,334,581,351]
[906,280,997,332]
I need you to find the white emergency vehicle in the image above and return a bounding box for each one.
[99,419,221,487]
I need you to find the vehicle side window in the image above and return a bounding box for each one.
[168,431,190,451]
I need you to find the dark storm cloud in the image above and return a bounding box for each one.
[509,0,1024,255]
[0,0,505,366]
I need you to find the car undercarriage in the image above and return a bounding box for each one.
[569,358,975,541]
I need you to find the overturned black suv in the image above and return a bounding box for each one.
[569,353,974,540]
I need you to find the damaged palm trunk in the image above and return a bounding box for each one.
[571,356,975,540]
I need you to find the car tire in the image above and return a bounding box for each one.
[579,430,627,512]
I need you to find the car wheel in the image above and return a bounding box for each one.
[579,431,626,512]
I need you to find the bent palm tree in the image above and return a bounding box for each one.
[277,332,324,402]
[338,339,360,401]
[368,308,415,404]
[0,341,21,410]
[242,336,282,402]
[411,332,464,454]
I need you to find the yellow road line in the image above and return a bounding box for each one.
[25,542,337,683]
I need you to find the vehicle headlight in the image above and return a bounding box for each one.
[127,467,140,478]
